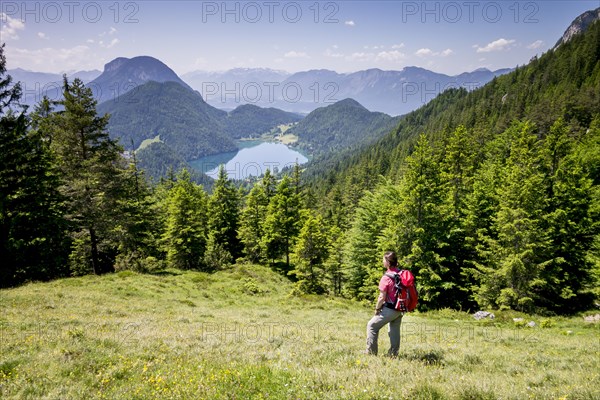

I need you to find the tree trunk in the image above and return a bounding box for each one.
[89,226,100,275]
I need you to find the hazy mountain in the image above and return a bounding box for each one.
[288,98,401,157]
[7,68,101,107]
[182,68,290,110]
[89,56,193,104]
[183,66,511,116]
[554,7,600,48]
[97,81,234,161]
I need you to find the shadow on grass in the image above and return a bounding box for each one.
[402,348,445,365]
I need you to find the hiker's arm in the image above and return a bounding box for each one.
[374,290,386,314]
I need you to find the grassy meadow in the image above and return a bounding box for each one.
[1,265,598,399]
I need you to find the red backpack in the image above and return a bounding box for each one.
[385,270,418,312]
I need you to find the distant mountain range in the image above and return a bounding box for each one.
[7,68,101,107]
[11,62,512,116]
[181,66,512,116]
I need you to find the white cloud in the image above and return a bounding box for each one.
[527,40,543,50]
[441,48,453,57]
[284,51,309,59]
[324,48,344,58]
[476,38,515,53]
[1,13,25,40]
[345,20,355,26]
[416,48,434,57]
[376,50,405,62]
[347,52,374,62]
[391,43,405,49]
[99,38,120,49]
[109,27,117,35]
[6,45,94,72]
[86,39,95,44]
[37,32,49,40]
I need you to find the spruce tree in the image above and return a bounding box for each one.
[262,175,301,268]
[41,77,127,275]
[207,166,241,263]
[0,45,69,286]
[238,180,269,263]
[292,213,329,294]
[162,170,209,270]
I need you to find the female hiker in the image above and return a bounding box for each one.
[365,251,404,356]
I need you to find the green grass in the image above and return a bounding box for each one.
[137,134,162,151]
[1,265,598,399]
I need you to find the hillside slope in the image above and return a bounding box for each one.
[306,18,600,196]
[97,81,235,161]
[288,98,401,157]
[1,267,597,399]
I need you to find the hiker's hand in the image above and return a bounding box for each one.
[374,307,382,315]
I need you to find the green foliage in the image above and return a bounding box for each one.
[289,98,400,158]
[47,77,128,275]
[162,170,209,270]
[0,48,70,286]
[97,81,235,160]
[208,166,241,261]
[262,175,302,268]
[238,172,271,263]
[291,213,329,294]
[224,104,302,139]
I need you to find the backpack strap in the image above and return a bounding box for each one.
[384,272,400,303]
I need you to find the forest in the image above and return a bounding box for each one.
[1,20,599,315]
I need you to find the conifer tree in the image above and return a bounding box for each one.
[292,213,329,294]
[475,121,547,311]
[44,77,127,274]
[207,166,241,263]
[262,175,301,268]
[162,170,208,270]
[238,180,269,263]
[0,45,69,285]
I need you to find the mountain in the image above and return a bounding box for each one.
[183,66,510,116]
[305,16,600,200]
[181,68,290,110]
[97,80,234,161]
[90,56,192,104]
[554,7,600,48]
[8,68,101,107]
[224,104,303,139]
[288,98,401,157]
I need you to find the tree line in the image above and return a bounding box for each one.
[1,39,599,314]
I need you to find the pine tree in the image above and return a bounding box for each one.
[344,179,401,299]
[475,121,548,311]
[162,170,209,270]
[43,77,127,275]
[0,45,69,286]
[238,180,269,263]
[440,125,477,308]
[292,213,329,294]
[262,175,301,268]
[207,166,241,264]
[324,225,346,295]
[382,134,448,309]
[537,119,599,312]
[113,151,162,272]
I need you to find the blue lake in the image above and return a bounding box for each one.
[189,141,308,179]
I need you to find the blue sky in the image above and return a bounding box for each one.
[1,1,598,75]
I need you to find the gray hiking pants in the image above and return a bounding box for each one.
[366,306,403,356]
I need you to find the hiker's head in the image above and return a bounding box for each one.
[383,251,398,269]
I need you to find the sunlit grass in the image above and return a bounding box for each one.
[1,265,598,399]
